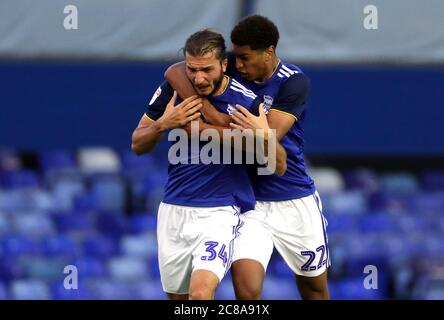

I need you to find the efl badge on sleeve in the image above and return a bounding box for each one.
[149,86,162,105]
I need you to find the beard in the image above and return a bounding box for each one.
[194,71,224,97]
[208,72,225,96]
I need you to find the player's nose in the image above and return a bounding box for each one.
[235,58,244,70]
[194,72,205,85]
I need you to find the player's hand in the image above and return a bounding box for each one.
[230,103,271,140]
[157,91,203,130]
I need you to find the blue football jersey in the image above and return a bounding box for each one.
[227,54,316,201]
[145,76,261,212]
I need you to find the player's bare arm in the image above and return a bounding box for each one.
[165,62,231,126]
[131,91,202,155]
[230,104,288,176]
[267,109,296,141]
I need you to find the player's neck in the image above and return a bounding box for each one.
[256,57,280,83]
[213,75,229,96]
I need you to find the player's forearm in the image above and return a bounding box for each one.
[261,132,287,176]
[274,141,287,176]
[165,62,195,102]
[131,121,166,155]
[201,99,232,127]
[164,62,230,127]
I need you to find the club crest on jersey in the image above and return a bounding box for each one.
[262,95,273,114]
[227,104,235,115]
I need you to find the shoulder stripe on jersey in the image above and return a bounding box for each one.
[270,108,298,121]
[277,72,285,78]
[281,64,299,74]
[229,86,257,99]
[231,79,256,96]
[279,68,291,78]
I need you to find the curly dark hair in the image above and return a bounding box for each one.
[230,15,279,50]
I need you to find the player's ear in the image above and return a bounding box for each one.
[221,58,228,73]
[265,46,275,61]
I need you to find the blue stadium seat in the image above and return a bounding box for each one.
[0,257,25,282]
[78,148,121,173]
[262,276,300,300]
[11,280,51,300]
[95,213,129,237]
[321,190,368,214]
[343,168,379,192]
[423,235,444,256]
[268,257,294,279]
[51,179,86,211]
[378,233,421,261]
[72,192,101,211]
[308,167,344,194]
[72,257,107,278]
[2,235,42,257]
[411,276,444,300]
[148,257,161,279]
[130,171,167,212]
[380,172,419,195]
[133,280,166,300]
[398,213,438,235]
[45,168,84,189]
[90,175,126,212]
[421,170,444,191]
[53,213,96,234]
[108,256,148,281]
[120,150,156,172]
[357,212,399,233]
[87,280,133,300]
[12,213,56,237]
[341,233,381,260]
[51,281,93,300]
[21,257,67,281]
[130,213,157,234]
[120,233,157,258]
[0,189,54,212]
[333,277,386,299]
[0,214,10,236]
[367,191,411,211]
[0,170,40,189]
[327,243,348,278]
[407,192,444,213]
[42,234,78,257]
[0,282,8,299]
[214,277,236,300]
[39,150,76,172]
[324,213,357,233]
[83,234,120,257]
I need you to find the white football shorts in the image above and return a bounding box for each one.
[157,202,242,294]
[232,191,330,277]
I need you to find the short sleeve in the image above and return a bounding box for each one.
[145,81,174,121]
[271,73,310,120]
